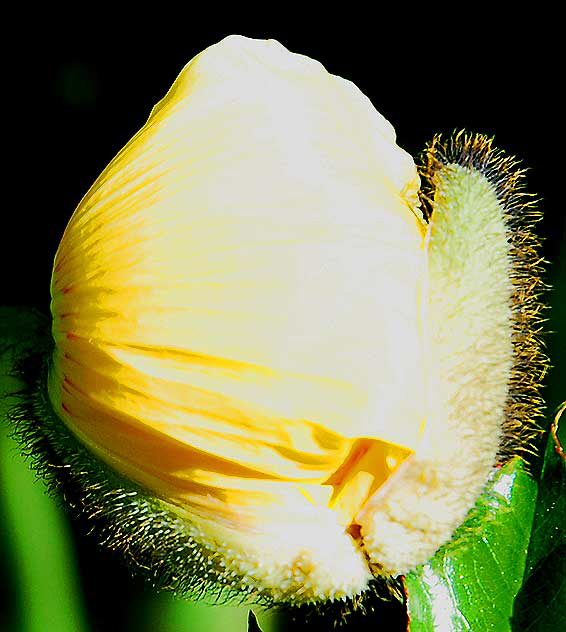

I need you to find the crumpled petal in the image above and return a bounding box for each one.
[49,36,425,596]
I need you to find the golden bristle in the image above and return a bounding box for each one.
[418,131,549,465]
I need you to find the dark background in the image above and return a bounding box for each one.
[5,21,564,307]
[2,16,564,632]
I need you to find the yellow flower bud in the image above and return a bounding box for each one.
[48,35,425,601]
[11,36,545,609]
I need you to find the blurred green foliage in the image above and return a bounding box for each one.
[0,432,279,632]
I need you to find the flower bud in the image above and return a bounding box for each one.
[48,35,425,601]
[12,36,546,608]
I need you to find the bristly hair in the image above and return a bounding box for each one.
[278,574,407,630]
[4,316,406,623]
[5,326,267,607]
[418,130,550,468]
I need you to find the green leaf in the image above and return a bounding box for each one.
[511,414,566,632]
[406,459,536,631]
[248,610,264,632]
[405,426,566,632]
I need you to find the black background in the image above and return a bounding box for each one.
[2,14,564,632]
[5,19,563,310]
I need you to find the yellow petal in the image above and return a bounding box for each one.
[49,35,425,599]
